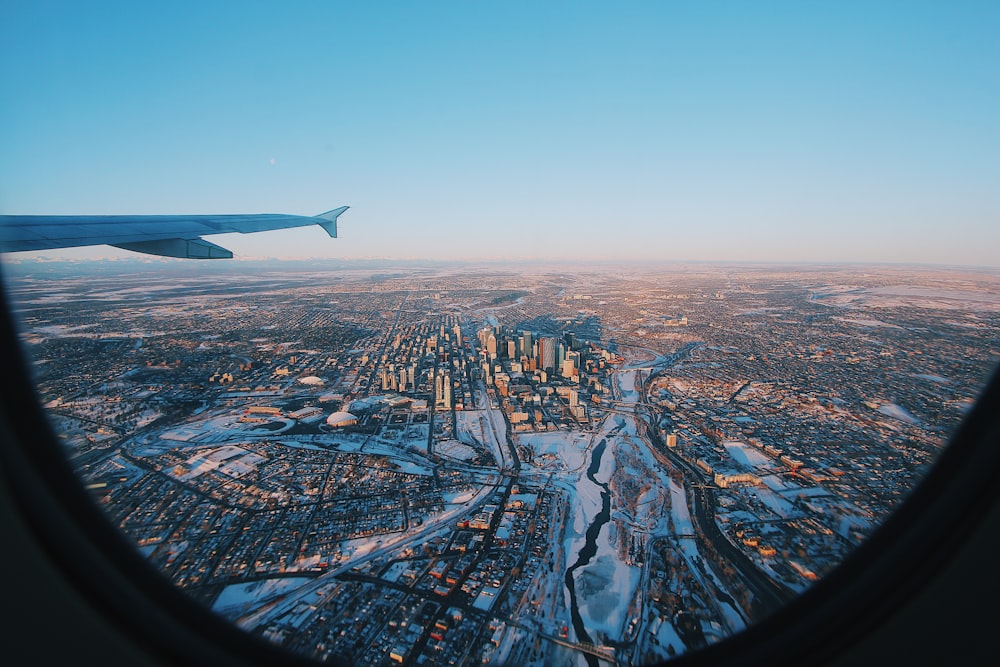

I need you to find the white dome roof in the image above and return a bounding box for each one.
[325,411,357,426]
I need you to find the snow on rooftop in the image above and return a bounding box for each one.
[348,396,386,412]
[326,411,357,426]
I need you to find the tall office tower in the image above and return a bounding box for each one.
[381,367,391,390]
[399,368,408,392]
[435,372,445,404]
[452,324,462,346]
[539,337,556,373]
[443,374,452,408]
[487,332,498,358]
[556,343,566,373]
[565,331,576,350]
[408,365,416,387]
[562,358,576,378]
[521,331,532,360]
[507,340,516,359]
[569,389,579,408]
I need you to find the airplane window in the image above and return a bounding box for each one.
[1,4,998,667]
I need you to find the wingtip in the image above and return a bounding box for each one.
[315,206,349,238]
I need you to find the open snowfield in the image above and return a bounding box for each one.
[669,478,693,535]
[877,402,920,425]
[454,409,488,445]
[212,577,311,617]
[722,441,775,471]
[812,284,1000,311]
[616,369,639,400]
[435,438,479,462]
[745,486,798,519]
[518,430,593,472]
[833,317,903,328]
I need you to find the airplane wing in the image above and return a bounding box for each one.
[0,206,349,259]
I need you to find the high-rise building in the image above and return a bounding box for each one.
[487,332,498,358]
[539,337,556,372]
[435,372,446,404]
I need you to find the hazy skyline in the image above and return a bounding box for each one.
[2,2,998,265]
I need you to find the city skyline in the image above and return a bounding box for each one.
[6,261,997,665]
[2,2,999,266]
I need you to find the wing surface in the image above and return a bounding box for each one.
[0,206,349,259]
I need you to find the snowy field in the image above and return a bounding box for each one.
[833,317,903,329]
[722,441,774,471]
[877,402,920,425]
[435,438,479,462]
[518,430,593,472]
[454,410,488,446]
[212,577,311,617]
[616,369,639,400]
[812,284,1000,311]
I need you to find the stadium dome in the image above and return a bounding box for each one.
[325,411,358,428]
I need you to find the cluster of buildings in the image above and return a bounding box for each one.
[476,325,622,430]
[9,262,998,666]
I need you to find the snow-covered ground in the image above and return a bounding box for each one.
[455,410,488,446]
[877,402,920,425]
[616,370,638,401]
[668,478,693,535]
[833,317,903,329]
[212,577,311,617]
[745,486,798,519]
[435,439,478,462]
[722,441,773,471]
[573,547,639,643]
[519,430,593,472]
[913,373,950,384]
[812,283,1000,311]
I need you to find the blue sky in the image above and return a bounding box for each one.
[2,1,998,264]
